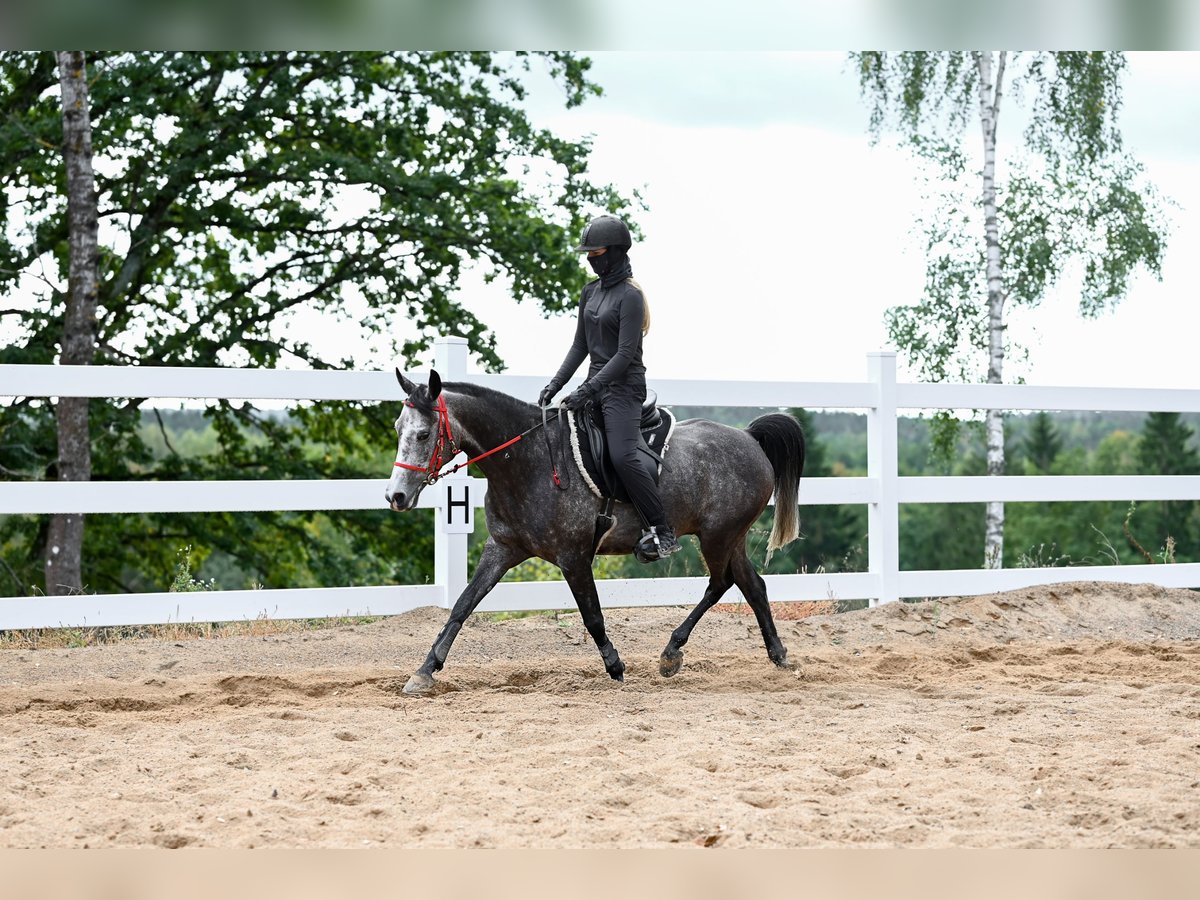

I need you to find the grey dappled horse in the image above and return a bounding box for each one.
[386,370,805,694]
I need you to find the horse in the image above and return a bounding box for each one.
[385,369,805,695]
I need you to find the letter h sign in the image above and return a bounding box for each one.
[440,475,474,534]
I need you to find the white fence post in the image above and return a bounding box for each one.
[434,336,471,609]
[867,352,900,606]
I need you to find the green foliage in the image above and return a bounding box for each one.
[1022,411,1063,474]
[1137,412,1200,476]
[1003,156,1166,319]
[900,435,989,571]
[1091,429,1139,475]
[1023,52,1127,164]
[1132,413,1200,553]
[0,51,635,596]
[852,51,976,158]
[503,554,630,583]
[169,545,215,592]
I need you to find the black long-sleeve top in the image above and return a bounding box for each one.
[551,279,646,391]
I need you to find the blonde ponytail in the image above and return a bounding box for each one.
[627,277,650,335]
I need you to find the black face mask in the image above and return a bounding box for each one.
[587,247,632,287]
[587,253,612,277]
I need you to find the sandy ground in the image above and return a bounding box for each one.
[0,580,1197,849]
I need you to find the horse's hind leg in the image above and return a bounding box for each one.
[731,549,789,668]
[659,536,736,677]
[659,568,733,677]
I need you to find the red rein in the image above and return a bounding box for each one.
[393,394,523,484]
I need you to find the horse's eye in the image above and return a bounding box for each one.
[417,430,431,441]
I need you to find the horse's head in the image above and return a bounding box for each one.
[385,367,446,511]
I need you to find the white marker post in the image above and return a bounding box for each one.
[433,337,473,608]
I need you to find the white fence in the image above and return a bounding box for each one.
[2,335,1199,630]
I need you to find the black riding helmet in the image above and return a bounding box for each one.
[575,214,632,253]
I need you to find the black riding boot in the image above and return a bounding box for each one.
[601,383,680,563]
[635,525,681,563]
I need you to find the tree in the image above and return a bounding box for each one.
[42,51,100,595]
[0,51,634,596]
[851,51,1167,568]
[1134,412,1200,553]
[1022,411,1062,474]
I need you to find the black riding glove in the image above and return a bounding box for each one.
[538,382,561,408]
[562,382,597,411]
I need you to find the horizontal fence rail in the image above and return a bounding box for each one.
[897,475,1200,504]
[898,382,1200,414]
[0,477,879,515]
[8,475,1200,516]
[1,338,1197,629]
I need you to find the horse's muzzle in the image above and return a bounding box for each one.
[385,490,407,511]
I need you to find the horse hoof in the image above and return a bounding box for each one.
[609,667,625,683]
[659,649,683,678]
[771,650,791,669]
[403,673,435,695]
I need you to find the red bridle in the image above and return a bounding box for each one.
[393,394,458,484]
[393,394,526,484]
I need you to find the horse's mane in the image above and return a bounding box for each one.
[406,380,538,428]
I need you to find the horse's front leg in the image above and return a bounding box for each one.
[403,538,528,695]
[560,555,625,682]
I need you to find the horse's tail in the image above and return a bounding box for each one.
[745,413,805,565]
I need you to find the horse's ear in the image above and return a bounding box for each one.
[429,369,442,401]
[396,368,416,395]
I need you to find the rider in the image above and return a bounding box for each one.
[538,214,681,561]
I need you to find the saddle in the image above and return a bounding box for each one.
[567,390,675,505]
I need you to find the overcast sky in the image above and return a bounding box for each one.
[413,51,1200,393]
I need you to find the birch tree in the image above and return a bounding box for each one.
[43,51,99,595]
[851,51,1167,568]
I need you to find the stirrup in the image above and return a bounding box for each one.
[634,527,679,564]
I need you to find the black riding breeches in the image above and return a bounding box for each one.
[599,381,669,531]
